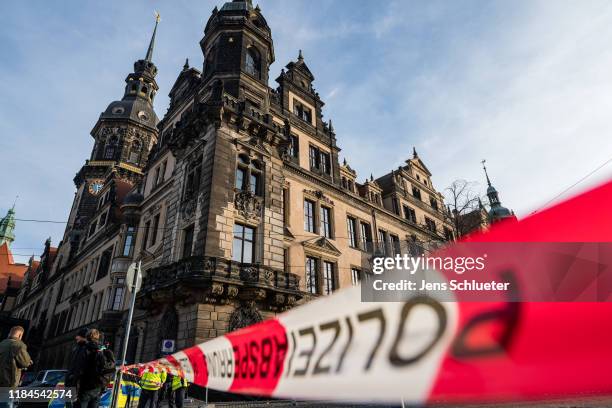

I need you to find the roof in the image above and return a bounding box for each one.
[0,243,27,294]
[100,97,159,129]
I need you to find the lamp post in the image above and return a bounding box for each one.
[110,260,141,408]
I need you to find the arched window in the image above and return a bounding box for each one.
[245,47,261,79]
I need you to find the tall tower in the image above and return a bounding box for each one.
[201,0,275,104]
[482,160,515,223]
[61,17,161,259]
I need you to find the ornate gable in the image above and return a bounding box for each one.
[302,236,342,257]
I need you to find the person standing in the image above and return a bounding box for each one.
[137,367,166,408]
[0,326,32,386]
[66,329,113,408]
[0,326,33,408]
[169,375,188,408]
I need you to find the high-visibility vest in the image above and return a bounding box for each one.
[140,371,164,391]
[171,375,188,391]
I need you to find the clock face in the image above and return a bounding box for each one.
[88,180,104,195]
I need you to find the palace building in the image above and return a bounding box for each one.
[12,0,468,368]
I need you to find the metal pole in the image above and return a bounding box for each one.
[110,260,141,408]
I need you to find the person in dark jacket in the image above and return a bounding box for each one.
[66,329,105,408]
[0,326,32,387]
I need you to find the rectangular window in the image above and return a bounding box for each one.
[304,199,315,232]
[153,167,161,188]
[289,134,299,158]
[232,223,255,263]
[403,205,417,223]
[430,197,439,211]
[305,257,318,294]
[182,225,194,258]
[391,234,401,255]
[150,214,160,246]
[283,248,289,272]
[122,226,137,257]
[360,222,372,251]
[320,206,332,238]
[302,107,312,123]
[250,172,260,195]
[392,198,400,215]
[308,145,331,175]
[111,278,125,311]
[159,161,167,185]
[142,221,150,250]
[309,146,319,170]
[412,186,422,201]
[96,248,112,281]
[185,156,203,197]
[347,216,358,248]
[235,167,246,190]
[378,230,389,255]
[282,187,290,227]
[425,217,437,233]
[323,261,335,295]
[320,152,331,175]
[351,268,361,286]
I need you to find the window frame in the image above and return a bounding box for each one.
[304,199,316,233]
[322,261,335,295]
[182,224,195,259]
[305,256,318,294]
[232,223,255,264]
[347,216,358,248]
[320,206,333,238]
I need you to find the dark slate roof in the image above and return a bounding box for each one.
[100,97,158,129]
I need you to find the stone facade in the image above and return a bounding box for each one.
[12,0,461,369]
[128,0,455,363]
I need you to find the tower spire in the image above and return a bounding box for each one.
[481,159,492,187]
[0,205,17,247]
[145,11,161,62]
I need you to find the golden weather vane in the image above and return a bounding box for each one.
[154,10,161,23]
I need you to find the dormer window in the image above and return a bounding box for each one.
[245,47,261,79]
[293,102,312,123]
[412,186,422,201]
[308,145,331,176]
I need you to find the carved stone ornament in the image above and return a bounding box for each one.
[234,191,262,219]
[227,285,239,298]
[211,282,224,296]
[240,266,258,282]
[228,303,263,332]
[262,269,275,285]
[181,197,197,220]
[303,189,334,205]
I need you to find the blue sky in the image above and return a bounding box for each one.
[2,0,612,263]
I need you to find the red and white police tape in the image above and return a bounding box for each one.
[125,180,612,404]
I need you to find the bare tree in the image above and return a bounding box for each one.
[445,179,486,238]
